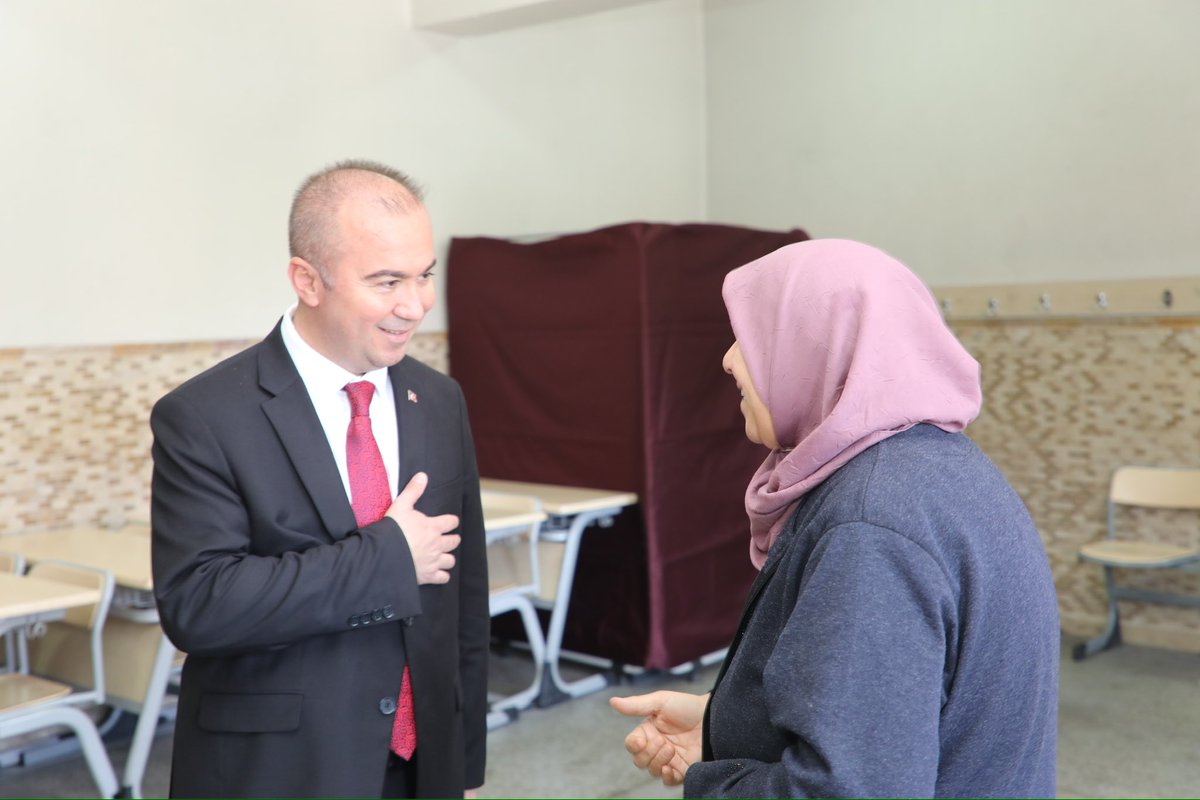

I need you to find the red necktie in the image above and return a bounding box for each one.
[344,381,417,760]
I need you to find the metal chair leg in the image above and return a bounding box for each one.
[1073,566,1123,660]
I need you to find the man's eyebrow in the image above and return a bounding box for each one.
[364,261,437,281]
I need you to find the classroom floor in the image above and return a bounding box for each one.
[1,634,1198,798]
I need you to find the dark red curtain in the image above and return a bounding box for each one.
[447,222,809,669]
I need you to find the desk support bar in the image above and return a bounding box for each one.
[534,508,622,708]
[117,622,177,799]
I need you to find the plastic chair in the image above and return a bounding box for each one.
[481,490,548,728]
[0,560,118,797]
[1074,465,1200,660]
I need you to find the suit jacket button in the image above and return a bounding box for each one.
[379,697,397,715]
[403,617,415,627]
[348,615,360,627]
[383,605,395,619]
[372,609,384,622]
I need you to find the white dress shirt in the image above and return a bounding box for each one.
[280,305,400,508]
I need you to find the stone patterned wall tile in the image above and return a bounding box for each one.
[4,317,1198,648]
[0,333,448,536]
[953,316,1200,648]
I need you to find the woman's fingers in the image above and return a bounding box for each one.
[626,723,675,774]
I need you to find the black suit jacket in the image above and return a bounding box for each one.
[150,324,489,798]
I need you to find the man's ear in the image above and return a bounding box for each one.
[289,257,323,308]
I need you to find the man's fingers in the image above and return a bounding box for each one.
[416,549,457,585]
[396,472,429,507]
[431,515,461,535]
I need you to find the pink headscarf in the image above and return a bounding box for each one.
[722,239,982,569]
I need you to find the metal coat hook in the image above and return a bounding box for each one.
[1163,289,1174,309]
[1039,293,1051,312]
[1096,291,1108,310]
[987,297,999,316]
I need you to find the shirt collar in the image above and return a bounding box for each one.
[280,304,391,397]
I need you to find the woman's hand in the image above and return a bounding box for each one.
[610,691,709,787]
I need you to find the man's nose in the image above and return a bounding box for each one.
[393,284,428,319]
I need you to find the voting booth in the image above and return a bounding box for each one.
[448,222,810,670]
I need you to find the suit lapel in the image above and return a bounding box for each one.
[258,324,358,540]
[390,359,429,489]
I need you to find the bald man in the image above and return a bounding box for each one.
[150,160,488,798]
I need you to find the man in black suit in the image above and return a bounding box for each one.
[150,160,488,798]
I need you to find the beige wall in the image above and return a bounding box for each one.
[5,0,1200,649]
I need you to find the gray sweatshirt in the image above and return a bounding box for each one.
[686,424,1059,798]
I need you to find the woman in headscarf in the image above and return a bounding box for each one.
[611,239,1059,798]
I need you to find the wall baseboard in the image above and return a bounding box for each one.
[1060,610,1200,654]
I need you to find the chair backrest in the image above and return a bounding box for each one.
[481,491,545,598]
[28,560,112,629]
[25,560,114,699]
[1110,466,1200,511]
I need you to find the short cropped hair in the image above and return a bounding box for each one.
[288,159,425,285]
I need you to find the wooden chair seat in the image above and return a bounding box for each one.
[0,672,71,713]
[1079,540,1200,568]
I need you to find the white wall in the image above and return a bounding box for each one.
[704,0,1200,286]
[0,0,706,347]
[7,0,1197,348]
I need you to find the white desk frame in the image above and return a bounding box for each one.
[2,527,170,799]
[480,492,548,729]
[479,480,638,707]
